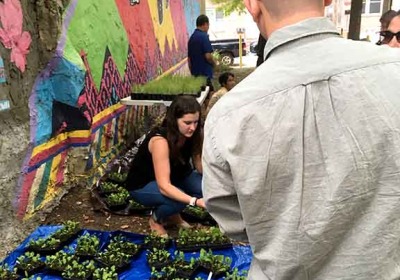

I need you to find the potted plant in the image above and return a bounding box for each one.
[172,251,199,279]
[15,251,45,276]
[198,249,232,279]
[131,75,207,101]
[96,249,131,272]
[181,205,217,225]
[175,227,232,251]
[75,233,100,258]
[53,220,80,241]
[146,248,171,270]
[144,232,171,250]
[107,235,142,257]
[92,266,118,280]
[27,236,62,254]
[150,266,181,280]
[98,181,120,195]
[0,263,19,280]
[127,199,153,214]
[27,221,80,254]
[45,250,77,274]
[105,189,130,211]
[107,172,128,184]
[225,268,248,280]
[61,260,96,280]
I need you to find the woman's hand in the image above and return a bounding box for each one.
[196,198,206,209]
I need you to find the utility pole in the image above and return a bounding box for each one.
[348,0,363,40]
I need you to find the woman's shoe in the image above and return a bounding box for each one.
[164,214,193,229]
[149,216,168,238]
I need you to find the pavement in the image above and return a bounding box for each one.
[232,52,258,68]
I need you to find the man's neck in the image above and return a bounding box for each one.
[197,26,207,33]
[264,11,324,37]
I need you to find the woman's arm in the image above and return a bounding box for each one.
[193,153,203,174]
[149,136,198,205]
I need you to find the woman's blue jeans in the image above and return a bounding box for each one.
[129,171,202,223]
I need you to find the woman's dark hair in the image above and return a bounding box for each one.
[218,72,234,87]
[162,95,202,161]
[380,10,400,30]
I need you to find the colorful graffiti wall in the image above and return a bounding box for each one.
[16,0,201,219]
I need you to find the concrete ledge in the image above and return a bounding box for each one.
[120,86,210,107]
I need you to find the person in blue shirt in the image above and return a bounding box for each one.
[188,15,216,91]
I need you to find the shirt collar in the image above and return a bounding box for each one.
[264,17,340,59]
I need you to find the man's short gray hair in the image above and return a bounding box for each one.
[262,0,323,19]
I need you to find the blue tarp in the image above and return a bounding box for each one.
[2,226,252,279]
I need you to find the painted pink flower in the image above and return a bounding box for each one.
[0,0,31,72]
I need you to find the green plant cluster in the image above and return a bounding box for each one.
[132,75,206,95]
[0,263,18,280]
[45,250,76,271]
[105,188,130,206]
[183,205,209,219]
[76,233,100,256]
[147,248,171,267]
[61,259,96,280]
[28,220,80,251]
[99,182,120,194]
[150,266,185,280]
[176,227,230,247]
[96,249,131,268]
[108,172,128,183]
[92,266,118,280]
[128,199,147,209]
[107,235,141,256]
[144,232,170,249]
[15,251,43,272]
[198,248,232,276]
[225,267,248,280]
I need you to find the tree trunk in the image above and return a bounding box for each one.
[348,0,363,40]
[382,0,393,12]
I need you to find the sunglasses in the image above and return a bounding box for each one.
[378,31,400,45]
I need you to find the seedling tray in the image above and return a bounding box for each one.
[16,262,45,276]
[175,242,233,252]
[96,258,131,273]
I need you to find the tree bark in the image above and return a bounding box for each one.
[382,0,393,12]
[348,0,363,40]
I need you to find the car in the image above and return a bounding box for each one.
[211,39,247,66]
[250,41,259,54]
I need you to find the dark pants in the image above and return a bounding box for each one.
[129,171,202,222]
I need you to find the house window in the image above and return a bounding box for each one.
[362,0,382,14]
[216,10,224,21]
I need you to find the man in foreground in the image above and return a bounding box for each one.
[202,0,400,279]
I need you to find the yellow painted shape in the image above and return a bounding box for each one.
[43,153,63,203]
[25,164,46,215]
[92,103,125,124]
[148,0,178,54]
[32,130,90,158]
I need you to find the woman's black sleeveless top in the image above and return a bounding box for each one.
[126,127,193,191]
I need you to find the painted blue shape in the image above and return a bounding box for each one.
[0,100,10,111]
[34,57,85,145]
[0,57,5,83]
[184,0,201,36]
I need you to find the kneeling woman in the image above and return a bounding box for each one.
[126,95,206,237]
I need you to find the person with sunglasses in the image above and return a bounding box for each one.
[378,10,400,47]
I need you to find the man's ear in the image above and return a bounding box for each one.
[244,0,261,22]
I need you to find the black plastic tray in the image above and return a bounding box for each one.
[175,242,233,252]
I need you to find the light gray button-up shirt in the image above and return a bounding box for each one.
[203,17,400,280]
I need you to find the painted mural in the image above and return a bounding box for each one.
[17,0,201,219]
